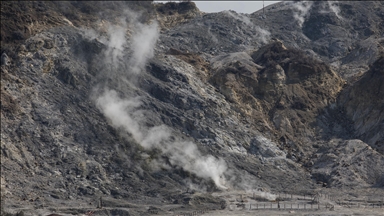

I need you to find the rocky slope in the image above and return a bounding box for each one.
[338,56,384,153]
[255,1,384,80]
[1,1,383,215]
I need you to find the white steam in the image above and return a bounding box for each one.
[82,27,99,41]
[250,190,277,201]
[96,90,228,189]
[223,10,271,45]
[105,21,128,65]
[94,12,229,190]
[223,10,252,26]
[327,1,343,20]
[129,22,159,74]
[255,26,271,45]
[207,26,219,44]
[291,1,313,27]
[96,92,143,141]
[291,1,342,27]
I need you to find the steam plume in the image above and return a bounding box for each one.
[223,10,270,45]
[105,20,128,66]
[94,11,228,190]
[327,1,342,20]
[207,26,219,44]
[129,22,159,74]
[223,10,252,26]
[96,90,228,189]
[291,1,313,27]
[255,26,271,45]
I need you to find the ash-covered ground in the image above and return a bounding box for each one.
[1,1,383,215]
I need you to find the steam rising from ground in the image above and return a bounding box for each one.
[105,22,127,65]
[254,26,271,45]
[129,22,159,74]
[291,1,313,27]
[292,1,343,27]
[94,12,228,190]
[253,191,277,201]
[327,1,343,20]
[224,10,252,26]
[223,10,270,45]
[96,91,228,189]
[207,26,219,44]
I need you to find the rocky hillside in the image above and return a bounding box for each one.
[338,56,384,153]
[1,1,383,215]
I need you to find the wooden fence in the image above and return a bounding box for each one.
[229,203,329,211]
[173,209,209,216]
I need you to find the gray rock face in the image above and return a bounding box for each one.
[338,56,384,153]
[1,53,10,66]
[312,139,384,188]
[1,1,383,215]
[249,135,286,158]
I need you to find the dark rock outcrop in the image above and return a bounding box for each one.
[209,41,345,158]
[338,56,384,153]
